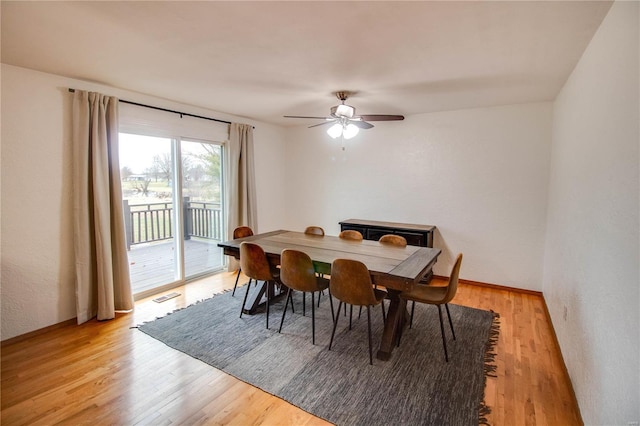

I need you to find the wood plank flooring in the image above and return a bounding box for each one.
[1,272,582,425]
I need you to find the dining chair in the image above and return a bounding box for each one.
[278,249,334,345]
[303,226,327,303]
[338,229,363,241]
[232,226,254,296]
[337,230,364,318]
[239,241,281,329]
[329,258,387,365]
[378,234,407,247]
[354,234,407,320]
[400,253,463,362]
[304,226,325,236]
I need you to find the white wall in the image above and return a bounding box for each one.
[1,65,75,340]
[252,123,288,233]
[284,102,552,289]
[0,64,288,340]
[543,2,639,424]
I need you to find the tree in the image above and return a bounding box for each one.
[131,179,151,196]
[152,153,172,182]
[152,152,194,183]
[189,164,206,182]
[145,163,162,182]
[183,144,221,202]
[192,144,221,182]
[121,166,133,180]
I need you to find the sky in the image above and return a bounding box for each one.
[119,133,171,175]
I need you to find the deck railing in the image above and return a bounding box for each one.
[123,198,222,249]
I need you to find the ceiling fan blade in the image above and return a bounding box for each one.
[351,120,374,129]
[357,114,405,121]
[308,120,335,128]
[284,115,331,120]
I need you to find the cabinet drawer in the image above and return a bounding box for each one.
[366,228,390,241]
[395,231,425,247]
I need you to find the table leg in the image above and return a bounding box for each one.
[376,289,408,361]
[242,280,287,315]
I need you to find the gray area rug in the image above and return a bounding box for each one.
[138,286,499,425]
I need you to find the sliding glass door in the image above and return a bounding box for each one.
[119,133,225,297]
[181,140,224,278]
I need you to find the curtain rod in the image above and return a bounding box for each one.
[68,88,232,126]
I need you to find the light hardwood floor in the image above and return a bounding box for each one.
[1,272,582,425]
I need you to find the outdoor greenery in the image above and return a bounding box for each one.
[121,142,222,204]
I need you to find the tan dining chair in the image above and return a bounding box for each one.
[232,226,254,296]
[337,230,364,318]
[400,253,463,362]
[376,234,406,297]
[305,226,327,305]
[278,249,334,344]
[338,229,363,241]
[352,234,406,321]
[304,226,325,236]
[378,234,407,247]
[329,259,387,365]
[239,241,281,329]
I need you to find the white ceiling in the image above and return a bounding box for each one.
[1,1,613,127]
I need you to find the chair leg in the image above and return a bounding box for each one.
[328,291,335,323]
[410,301,416,328]
[367,305,373,365]
[317,290,322,308]
[329,301,343,350]
[437,304,449,362]
[289,290,295,313]
[232,268,242,296]
[358,305,362,319]
[278,288,292,333]
[302,292,306,317]
[311,292,316,345]
[380,302,386,324]
[445,303,456,340]
[266,281,270,329]
[240,278,253,318]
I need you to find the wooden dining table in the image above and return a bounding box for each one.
[218,230,441,360]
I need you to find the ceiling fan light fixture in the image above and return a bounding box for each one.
[335,104,355,118]
[343,123,360,139]
[285,91,404,141]
[327,123,343,139]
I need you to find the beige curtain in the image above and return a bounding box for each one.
[226,123,257,271]
[72,90,133,324]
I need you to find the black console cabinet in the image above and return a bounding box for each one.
[339,219,435,248]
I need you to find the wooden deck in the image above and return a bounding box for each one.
[128,238,225,294]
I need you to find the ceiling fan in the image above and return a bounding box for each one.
[284,91,404,139]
